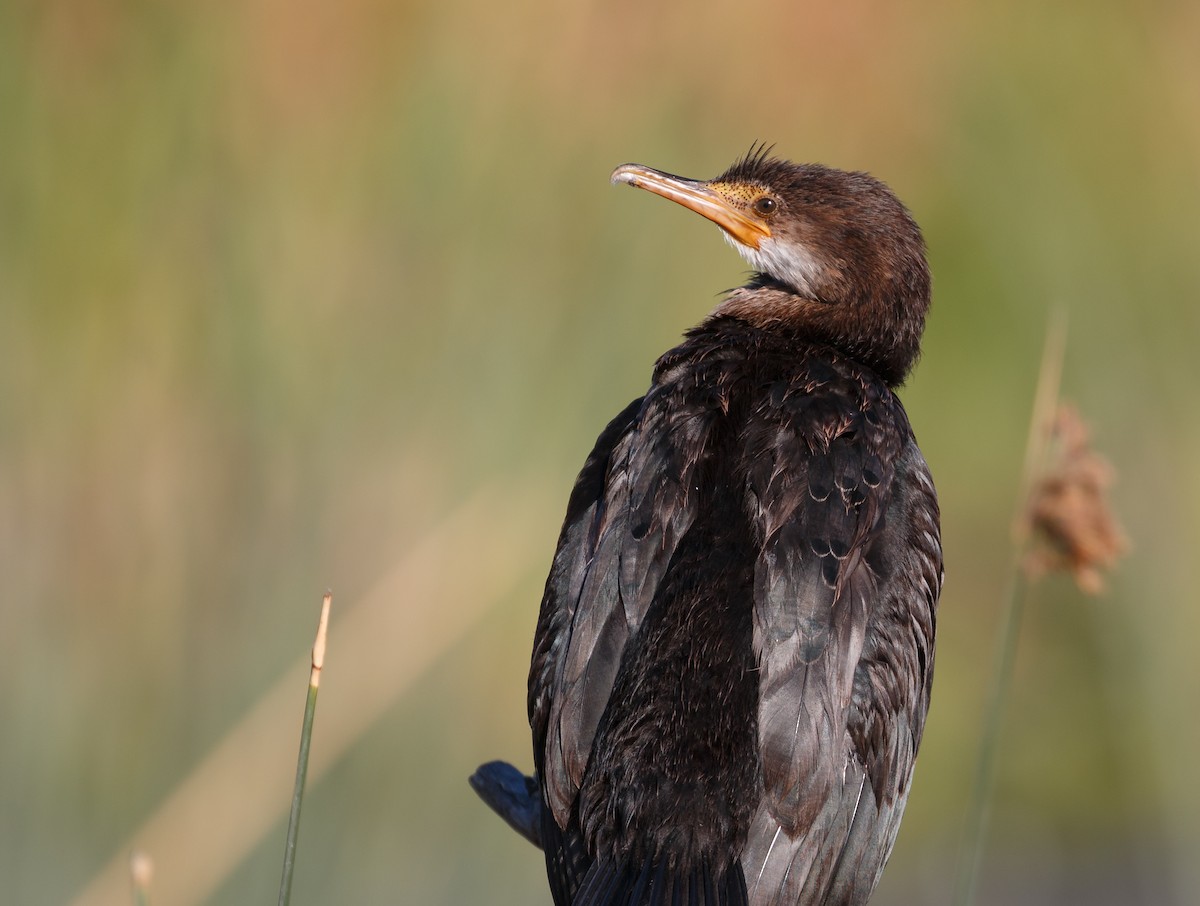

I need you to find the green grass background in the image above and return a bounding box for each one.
[2,0,1199,903]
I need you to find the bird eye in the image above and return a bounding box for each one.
[752,196,778,216]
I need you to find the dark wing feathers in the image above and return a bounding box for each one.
[536,377,717,830]
[530,399,643,821]
[742,761,878,906]
[742,769,857,904]
[746,382,897,837]
[619,401,708,621]
[743,443,941,905]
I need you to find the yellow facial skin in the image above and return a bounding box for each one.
[611,164,774,250]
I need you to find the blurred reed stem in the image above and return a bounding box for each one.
[952,310,1067,906]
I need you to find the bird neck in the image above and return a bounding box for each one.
[706,283,917,387]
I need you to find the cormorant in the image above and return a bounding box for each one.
[473,147,943,906]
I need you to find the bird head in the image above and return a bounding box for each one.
[611,146,931,386]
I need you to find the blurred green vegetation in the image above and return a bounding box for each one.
[2,0,1198,903]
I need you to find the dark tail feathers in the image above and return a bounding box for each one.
[574,855,748,906]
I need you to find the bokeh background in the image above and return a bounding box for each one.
[3,0,1199,903]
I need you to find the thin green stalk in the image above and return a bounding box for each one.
[952,310,1066,906]
[952,566,1030,905]
[278,592,332,906]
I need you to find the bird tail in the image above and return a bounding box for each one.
[573,855,749,906]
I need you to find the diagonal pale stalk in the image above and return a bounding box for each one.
[277,592,332,906]
[951,309,1068,906]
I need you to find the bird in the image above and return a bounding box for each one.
[473,146,943,906]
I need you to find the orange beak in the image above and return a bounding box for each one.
[611,163,772,249]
